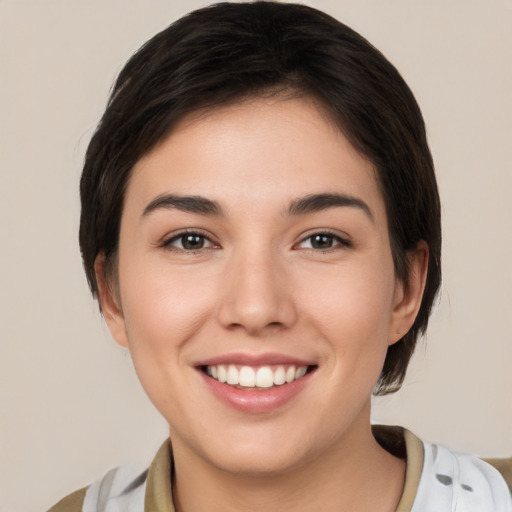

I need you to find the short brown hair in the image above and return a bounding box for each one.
[79,1,441,395]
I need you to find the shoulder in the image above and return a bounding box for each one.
[46,465,149,512]
[484,457,512,494]
[374,426,512,512]
[46,440,171,512]
[47,487,88,512]
[415,440,512,511]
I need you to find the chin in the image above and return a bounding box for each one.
[175,419,315,477]
[208,442,308,477]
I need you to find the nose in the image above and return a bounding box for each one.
[216,247,298,335]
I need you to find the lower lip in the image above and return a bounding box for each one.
[199,370,312,414]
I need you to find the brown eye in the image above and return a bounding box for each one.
[296,232,351,251]
[310,234,335,249]
[181,234,206,250]
[164,232,216,251]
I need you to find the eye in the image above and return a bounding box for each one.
[163,231,217,251]
[296,232,351,251]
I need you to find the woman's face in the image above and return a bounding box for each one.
[100,97,423,475]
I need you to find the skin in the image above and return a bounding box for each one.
[96,97,428,512]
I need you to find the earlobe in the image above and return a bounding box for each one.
[389,241,429,345]
[94,254,129,348]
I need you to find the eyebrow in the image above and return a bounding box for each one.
[287,193,374,222]
[143,194,223,217]
[142,192,373,222]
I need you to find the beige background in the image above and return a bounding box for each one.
[1,1,511,510]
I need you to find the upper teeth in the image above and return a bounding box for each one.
[206,365,308,388]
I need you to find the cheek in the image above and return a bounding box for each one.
[117,264,217,417]
[121,264,216,351]
[301,260,395,369]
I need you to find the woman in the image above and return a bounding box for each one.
[49,2,511,511]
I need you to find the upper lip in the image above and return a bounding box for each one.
[195,352,316,368]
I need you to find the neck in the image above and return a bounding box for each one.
[170,407,405,512]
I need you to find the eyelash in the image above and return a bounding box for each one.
[294,230,352,252]
[161,229,218,253]
[161,229,351,254]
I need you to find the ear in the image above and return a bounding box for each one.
[388,241,429,346]
[94,254,129,348]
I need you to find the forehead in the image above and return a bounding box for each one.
[126,96,386,224]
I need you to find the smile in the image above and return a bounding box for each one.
[196,354,317,413]
[204,364,309,389]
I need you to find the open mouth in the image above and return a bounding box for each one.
[200,364,317,390]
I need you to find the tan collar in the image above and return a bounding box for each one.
[371,426,424,512]
[145,426,424,512]
[144,439,174,512]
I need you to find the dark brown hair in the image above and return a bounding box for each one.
[79,1,441,395]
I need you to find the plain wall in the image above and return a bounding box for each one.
[1,1,510,510]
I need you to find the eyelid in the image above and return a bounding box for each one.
[160,228,219,251]
[157,228,350,252]
[293,229,352,250]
